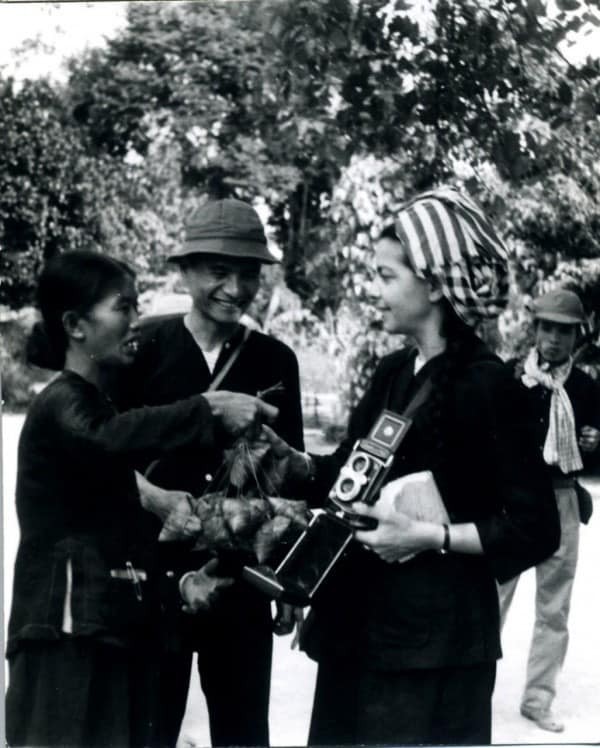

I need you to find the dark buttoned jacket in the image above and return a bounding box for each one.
[303,342,560,671]
[112,314,304,631]
[7,372,217,656]
[507,358,600,479]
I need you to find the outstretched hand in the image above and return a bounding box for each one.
[261,424,313,481]
[180,557,234,614]
[204,391,279,437]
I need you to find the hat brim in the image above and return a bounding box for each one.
[168,237,279,264]
[533,311,584,325]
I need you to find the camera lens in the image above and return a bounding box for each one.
[350,453,370,474]
[339,477,356,495]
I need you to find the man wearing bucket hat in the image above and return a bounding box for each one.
[114,198,304,747]
[499,287,600,733]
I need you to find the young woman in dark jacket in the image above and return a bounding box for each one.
[266,187,560,746]
[5,251,274,747]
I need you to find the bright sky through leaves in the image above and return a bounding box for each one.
[0,0,598,83]
[0,2,129,81]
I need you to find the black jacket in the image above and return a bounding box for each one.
[507,358,600,478]
[114,316,304,491]
[7,372,217,656]
[112,315,304,632]
[303,342,560,670]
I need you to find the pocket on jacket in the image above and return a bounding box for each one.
[104,572,148,635]
[53,537,149,637]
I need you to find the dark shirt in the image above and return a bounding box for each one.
[114,316,304,491]
[507,358,600,478]
[303,342,559,671]
[113,315,304,629]
[7,371,217,656]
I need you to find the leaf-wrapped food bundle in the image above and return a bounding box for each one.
[158,431,309,562]
[159,492,309,563]
[195,513,233,551]
[222,497,269,536]
[253,515,293,564]
[158,497,202,542]
[266,496,310,524]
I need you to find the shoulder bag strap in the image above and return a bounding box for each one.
[144,327,252,481]
[207,327,252,393]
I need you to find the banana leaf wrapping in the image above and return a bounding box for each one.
[159,428,310,564]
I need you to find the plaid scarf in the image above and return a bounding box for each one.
[393,186,509,326]
[521,347,583,474]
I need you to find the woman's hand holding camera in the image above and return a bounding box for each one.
[180,557,234,614]
[353,497,443,564]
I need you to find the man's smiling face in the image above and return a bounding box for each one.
[179,253,261,327]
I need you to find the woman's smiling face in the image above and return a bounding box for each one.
[373,236,437,336]
[76,276,140,368]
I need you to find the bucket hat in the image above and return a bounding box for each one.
[531,289,586,325]
[169,198,278,264]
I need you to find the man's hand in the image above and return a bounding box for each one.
[272,601,304,636]
[180,558,234,614]
[272,602,307,649]
[579,425,600,453]
[204,391,278,437]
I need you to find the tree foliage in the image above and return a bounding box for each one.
[0,75,191,307]
[2,0,600,368]
[62,1,600,296]
[0,78,103,305]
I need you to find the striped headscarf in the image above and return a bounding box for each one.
[393,186,509,327]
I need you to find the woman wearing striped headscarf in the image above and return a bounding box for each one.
[265,187,560,746]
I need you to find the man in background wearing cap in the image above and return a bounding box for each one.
[499,288,600,733]
[114,198,304,747]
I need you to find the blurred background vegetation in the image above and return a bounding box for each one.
[2,0,600,428]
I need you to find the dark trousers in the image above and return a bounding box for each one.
[159,622,273,747]
[6,637,158,748]
[309,658,496,746]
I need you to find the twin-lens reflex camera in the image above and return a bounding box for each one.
[242,409,411,606]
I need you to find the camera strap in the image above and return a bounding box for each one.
[400,375,433,421]
[144,327,251,481]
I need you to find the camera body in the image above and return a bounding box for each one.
[242,410,411,605]
[327,409,409,526]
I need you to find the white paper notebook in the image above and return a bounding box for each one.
[379,470,449,523]
[378,471,449,562]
